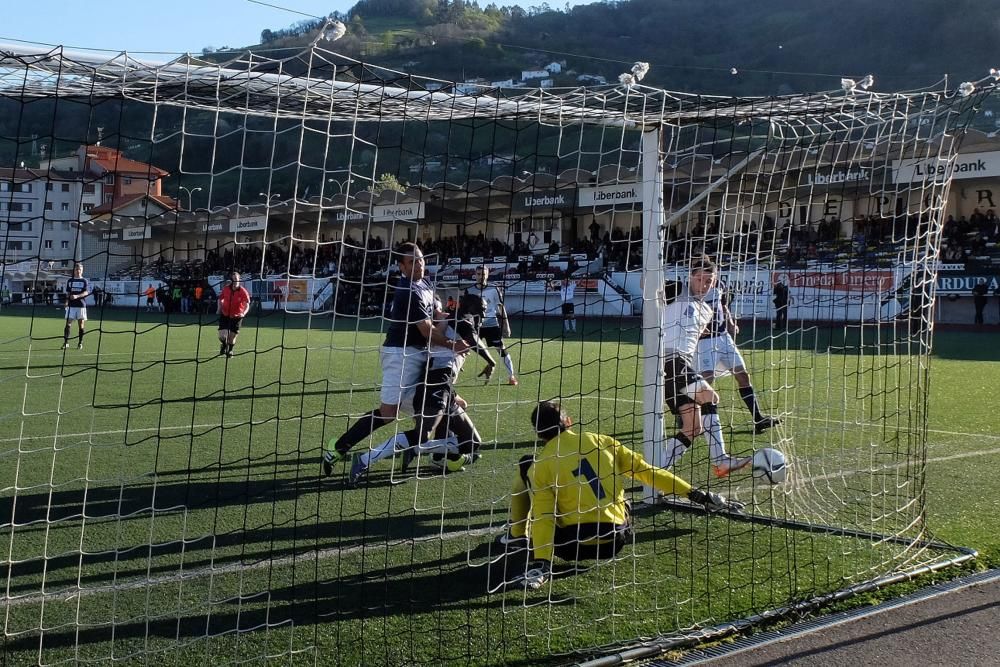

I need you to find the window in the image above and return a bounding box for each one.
[7,222,22,231]
[44,202,53,211]
[12,183,31,193]
[61,183,70,192]
[7,241,30,251]
[83,203,94,212]
[124,177,133,185]
[60,202,69,212]
[44,222,53,231]
[0,182,7,192]
[62,221,71,231]
[83,184,95,194]
[61,241,69,249]
[46,182,53,191]
[44,240,53,249]
[104,194,113,204]
[104,174,115,185]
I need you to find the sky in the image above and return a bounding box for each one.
[3,0,594,55]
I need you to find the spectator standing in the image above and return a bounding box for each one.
[773,278,790,330]
[972,279,988,325]
[559,278,576,334]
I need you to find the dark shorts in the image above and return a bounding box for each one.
[480,325,504,348]
[413,366,456,418]
[146,297,154,305]
[218,315,243,334]
[552,521,631,562]
[562,302,575,316]
[664,355,703,415]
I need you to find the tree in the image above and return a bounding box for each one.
[260,29,274,43]
[370,173,407,196]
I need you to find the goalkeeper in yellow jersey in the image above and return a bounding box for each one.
[505,401,743,590]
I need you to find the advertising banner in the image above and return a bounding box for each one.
[655,266,913,322]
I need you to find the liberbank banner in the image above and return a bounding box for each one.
[578,183,643,206]
[893,151,1000,183]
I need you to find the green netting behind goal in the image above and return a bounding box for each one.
[0,42,994,666]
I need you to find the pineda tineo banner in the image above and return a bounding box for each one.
[658,266,918,322]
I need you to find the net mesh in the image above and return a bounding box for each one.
[0,42,993,665]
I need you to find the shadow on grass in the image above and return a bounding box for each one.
[3,474,504,593]
[4,529,697,661]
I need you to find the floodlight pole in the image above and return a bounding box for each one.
[640,127,667,503]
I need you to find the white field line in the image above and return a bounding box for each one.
[0,393,995,445]
[2,525,502,608]
[0,416,329,445]
[5,443,1000,608]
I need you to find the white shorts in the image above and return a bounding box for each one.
[379,346,427,407]
[696,333,745,376]
[65,306,87,321]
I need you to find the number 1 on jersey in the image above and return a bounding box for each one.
[572,459,607,499]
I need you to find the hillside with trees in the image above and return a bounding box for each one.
[246,0,1000,96]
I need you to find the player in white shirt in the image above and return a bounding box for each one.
[63,263,91,350]
[559,277,577,333]
[466,266,518,386]
[660,256,749,478]
[696,287,780,434]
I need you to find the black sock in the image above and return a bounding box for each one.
[78,330,84,343]
[63,324,71,342]
[336,409,392,453]
[739,386,764,421]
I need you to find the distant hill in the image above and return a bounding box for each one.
[240,0,1000,96]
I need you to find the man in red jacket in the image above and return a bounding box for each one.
[217,272,251,358]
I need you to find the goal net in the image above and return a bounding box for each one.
[0,41,993,665]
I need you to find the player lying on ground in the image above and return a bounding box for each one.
[506,401,743,590]
[348,302,485,486]
[696,283,780,436]
[661,255,751,478]
[323,243,469,476]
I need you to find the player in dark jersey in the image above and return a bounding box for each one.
[348,302,485,486]
[63,263,91,350]
[322,243,469,477]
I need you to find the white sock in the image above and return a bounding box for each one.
[571,320,576,331]
[361,432,409,468]
[502,354,515,378]
[418,435,459,456]
[661,436,689,470]
[701,412,728,463]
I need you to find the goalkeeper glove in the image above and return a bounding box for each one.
[521,560,552,590]
[689,488,744,513]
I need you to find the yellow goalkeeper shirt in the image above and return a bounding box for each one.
[528,429,691,561]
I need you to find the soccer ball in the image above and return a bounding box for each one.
[751,448,787,484]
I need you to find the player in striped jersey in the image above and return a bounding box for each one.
[466,266,518,385]
[696,286,779,435]
[63,263,91,350]
[506,401,741,590]
[660,255,749,478]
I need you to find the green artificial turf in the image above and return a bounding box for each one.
[0,307,997,666]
